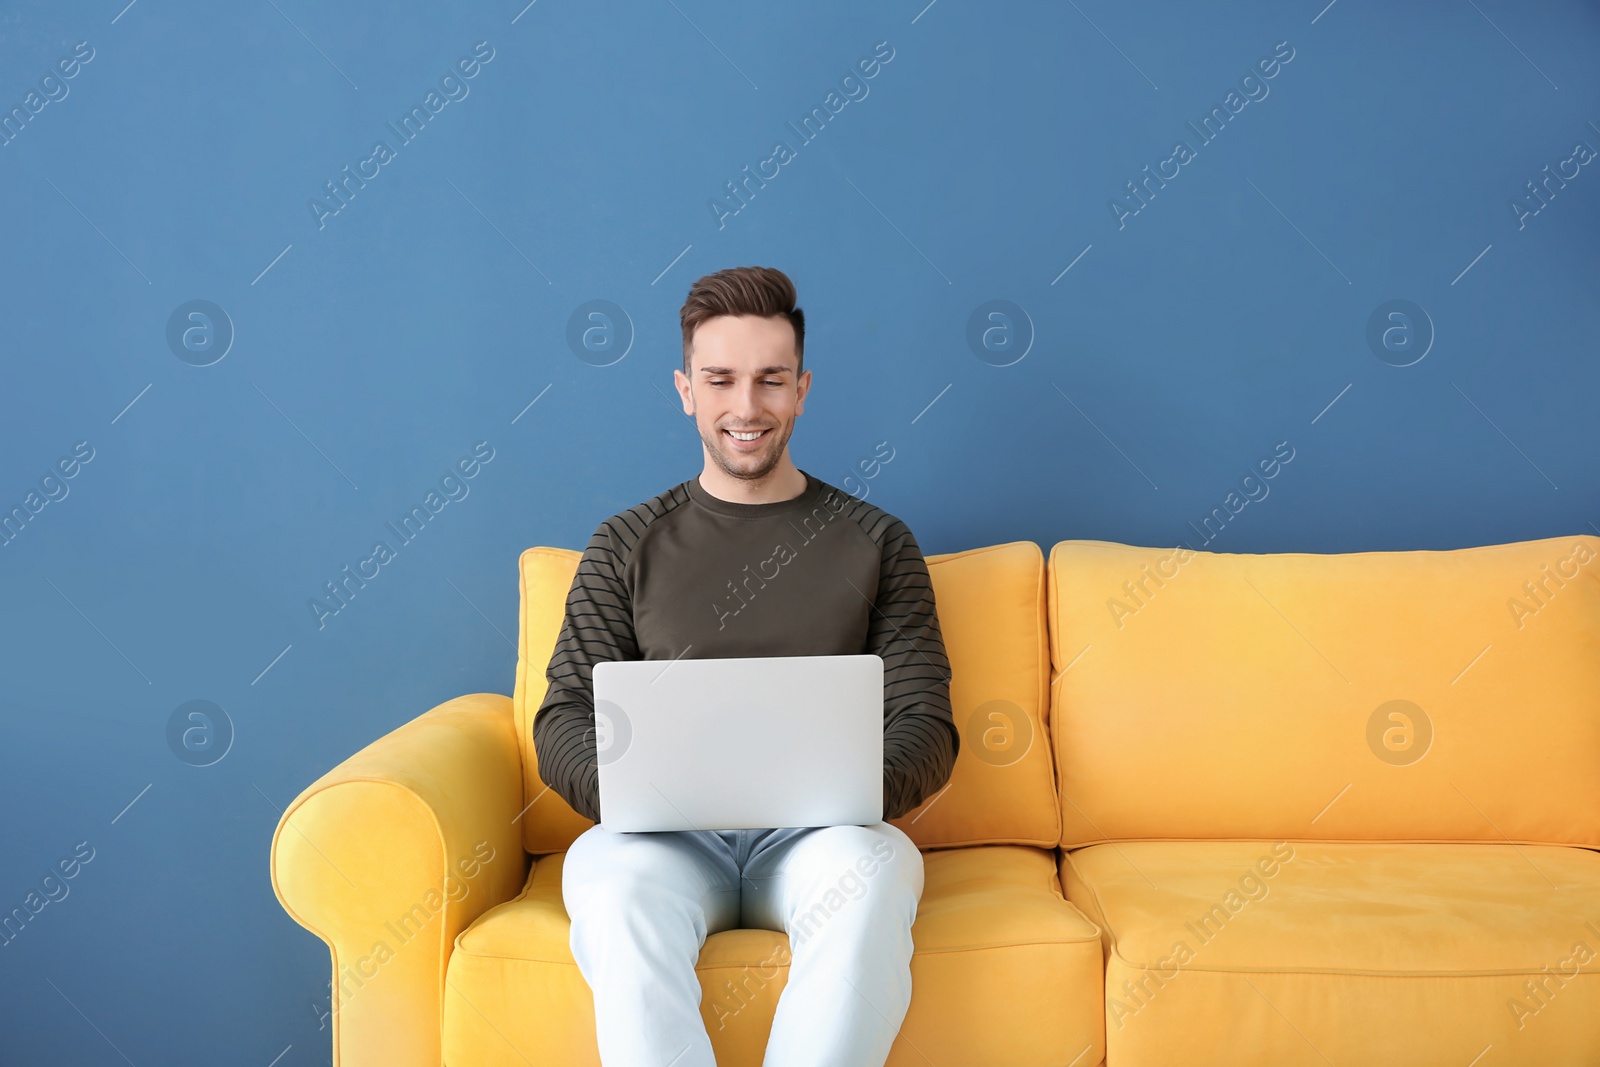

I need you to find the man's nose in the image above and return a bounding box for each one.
[732,382,764,417]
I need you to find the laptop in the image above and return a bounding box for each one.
[592,653,884,832]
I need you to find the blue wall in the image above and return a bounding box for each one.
[2,0,1597,1062]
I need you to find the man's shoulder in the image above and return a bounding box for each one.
[588,479,694,553]
[814,477,919,554]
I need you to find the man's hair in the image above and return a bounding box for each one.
[680,265,805,376]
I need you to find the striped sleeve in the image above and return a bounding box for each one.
[868,515,960,820]
[532,516,641,823]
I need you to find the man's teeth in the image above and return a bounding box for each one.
[727,429,765,441]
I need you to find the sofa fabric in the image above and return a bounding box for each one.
[273,532,1600,1067]
[1063,840,1600,1067]
[1047,535,1600,848]
[268,693,530,1067]
[514,539,1061,854]
[443,844,1105,1066]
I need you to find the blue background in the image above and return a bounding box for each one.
[1,0,1597,1062]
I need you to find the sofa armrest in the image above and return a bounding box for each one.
[270,692,529,1067]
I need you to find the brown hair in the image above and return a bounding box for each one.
[679,265,805,376]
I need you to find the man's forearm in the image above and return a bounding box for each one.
[882,704,958,820]
[533,703,601,823]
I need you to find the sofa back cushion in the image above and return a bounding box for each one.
[514,547,596,854]
[515,540,1060,854]
[1048,534,1600,849]
[891,541,1060,849]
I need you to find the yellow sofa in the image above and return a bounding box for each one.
[271,533,1600,1066]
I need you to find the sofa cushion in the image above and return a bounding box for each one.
[516,540,1060,854]
[891,541,1060,848]
[513,546,592,854]
[1047,534,1600,848]
[442,844,1105,1067]
[1062,840,1600,1066]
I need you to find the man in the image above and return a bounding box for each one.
[534,265,959,1067]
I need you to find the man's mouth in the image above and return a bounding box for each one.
[723,427,771,449]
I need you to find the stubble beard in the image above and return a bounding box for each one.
[700,415,794,483]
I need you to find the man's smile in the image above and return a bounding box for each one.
[723,427,773,450]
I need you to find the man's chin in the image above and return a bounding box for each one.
[708,440,781,481]
[718,455,779,481]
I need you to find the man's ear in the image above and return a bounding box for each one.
[794,368,811,417]
[673,368,695,416]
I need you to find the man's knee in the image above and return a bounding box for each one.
[563,828,720,928]
[834,824,920,884]
[565,829,662,905]
[792,824,922,917]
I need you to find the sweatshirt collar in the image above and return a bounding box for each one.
[684,469,825,519]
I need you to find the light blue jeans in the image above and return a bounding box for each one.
[562,820,924,1067]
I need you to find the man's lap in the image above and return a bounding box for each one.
[562,822,921,938]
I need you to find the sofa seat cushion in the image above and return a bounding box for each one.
[1063,840,1600,1067]
[443,844,1105,1067]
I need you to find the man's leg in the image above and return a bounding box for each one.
[563,824,742,1066]
[739,822,925,1067]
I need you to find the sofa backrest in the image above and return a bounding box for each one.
[1048,534,1600,849]
[514,540,1060,854]
[514,547,598,854]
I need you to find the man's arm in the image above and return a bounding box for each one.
[532,519,640,824]
[869,517,960,821]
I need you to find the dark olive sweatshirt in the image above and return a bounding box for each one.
[532,469,959,825]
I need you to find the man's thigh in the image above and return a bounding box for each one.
[736,822,923,935]
[562,824,744,936]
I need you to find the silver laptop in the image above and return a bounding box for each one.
[593,653,883,832]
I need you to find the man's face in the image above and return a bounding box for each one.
[674,314,810,482]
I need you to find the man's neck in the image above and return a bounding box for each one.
[696,459,808,505]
